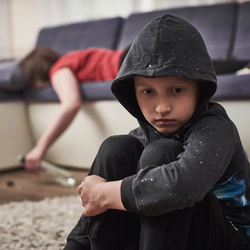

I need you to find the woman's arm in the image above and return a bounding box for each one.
[25,68,81,172]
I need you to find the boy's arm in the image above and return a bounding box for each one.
[78,175,125,216]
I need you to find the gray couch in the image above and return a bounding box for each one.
[0,2,249,170]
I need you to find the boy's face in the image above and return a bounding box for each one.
[134,76,199,135]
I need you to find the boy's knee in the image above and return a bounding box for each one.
[92,135,144,180]
[99,135,143,158]
[139,139,183,167]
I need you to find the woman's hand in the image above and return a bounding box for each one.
[78,175,125,217]
[24,146,45,172]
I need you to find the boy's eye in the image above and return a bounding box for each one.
[173,88,182,93]
[143,89,153,94]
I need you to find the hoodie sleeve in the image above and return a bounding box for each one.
[121,114,236,216]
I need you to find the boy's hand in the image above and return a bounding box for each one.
[78,175,109,216]
[78,175,125,217]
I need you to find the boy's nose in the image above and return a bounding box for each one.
[155,99,171,114]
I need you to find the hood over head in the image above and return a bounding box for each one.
[111,14,217,127]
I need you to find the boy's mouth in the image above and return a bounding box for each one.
[154,119,175,126]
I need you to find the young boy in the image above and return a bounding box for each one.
[64,14,250,249]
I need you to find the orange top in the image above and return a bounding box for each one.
[49,48,124,82]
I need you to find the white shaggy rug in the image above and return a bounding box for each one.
[0,196,84,250]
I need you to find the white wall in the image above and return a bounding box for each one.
[0,0,11,59]
[0,0,242,59]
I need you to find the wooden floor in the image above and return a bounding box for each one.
[0,166,89,205]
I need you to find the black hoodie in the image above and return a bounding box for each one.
[111,14,250,236]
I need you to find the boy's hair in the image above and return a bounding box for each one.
[19,47,60,88]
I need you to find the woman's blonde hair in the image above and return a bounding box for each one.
[19,46,60,88]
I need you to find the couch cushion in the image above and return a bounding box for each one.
[36,17,124,54]
[24,73,250,102]
[0,89,22,101]
[213,73,250,101]
[231,2,250,60]
[0,61,27,92]
[0,61,26,102]
[23,81,116,102]
[117,3,237,60]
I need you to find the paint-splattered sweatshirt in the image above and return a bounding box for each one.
[111,14,250,237]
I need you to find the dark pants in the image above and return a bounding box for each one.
[64,135,250,250]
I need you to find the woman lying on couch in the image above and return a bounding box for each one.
[19,46,130,172]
